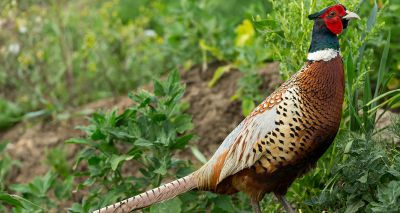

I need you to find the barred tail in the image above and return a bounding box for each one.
[92,174,197,213]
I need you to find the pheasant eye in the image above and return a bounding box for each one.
[329,11,336,17]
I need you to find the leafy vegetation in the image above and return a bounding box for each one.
[66,71,197,212]
[0,0,399,212]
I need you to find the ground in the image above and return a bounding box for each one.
[0,62,281,184]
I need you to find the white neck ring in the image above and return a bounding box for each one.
[307,49,340,61]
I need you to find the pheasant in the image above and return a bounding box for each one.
[94,4,360,213]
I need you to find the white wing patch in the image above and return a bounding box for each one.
[218,106,278,181]
[195,93,284,188]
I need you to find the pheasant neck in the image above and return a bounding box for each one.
[307,19,340,61]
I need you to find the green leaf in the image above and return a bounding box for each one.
[366,0,378,33]
[173,115,193,133]
[10,184,31,194]
[208,65,232,87]
[199,40,224,61]
[344,200,365,213]
[358,173,368,183]
[135,138,154,147]
[153,161,167,175]
[55,176,74,200]
[190,146,207,164]
[0,141,8,153]
[150,197,182,213]
[173,134,193,149]
[65,138,93,146]
[110,155,134,171]
[213,195,235,212]
[82,177,96,187]
[167,70,181,90]
[373,31,391,102]
[88,156,102,166]
[42,171,56,193]
[0,192,23,208]
[152,113,167,122]
[91,129,106,140]
[154,80,165,96]
[241,98,255,116]
[0,192,42,210]
[92,112,106,125]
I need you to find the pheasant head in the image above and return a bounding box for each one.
[307,4,360,61]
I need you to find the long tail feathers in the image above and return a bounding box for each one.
[92,174,197,213]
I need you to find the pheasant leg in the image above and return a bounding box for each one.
[274,193,295,213]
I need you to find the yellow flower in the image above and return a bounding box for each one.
[156,36,164,44]
[84,33,96,49]
[36,50,44,60]
[235,19,255,47]
[18,54,32,66]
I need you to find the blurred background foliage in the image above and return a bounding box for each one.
[0,0,399,212]
[0,0,270,118]
[0,0,398,126]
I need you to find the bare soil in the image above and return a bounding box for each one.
[1,62,281,184]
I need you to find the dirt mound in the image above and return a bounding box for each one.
[1,62,280,183]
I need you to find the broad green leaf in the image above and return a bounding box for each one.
[10,184,31,194]
[358,173,368,183]
[91,129,106,140]
[235,19,255,47]
[0,192,23,208]
[173,115,193,133]
[0,192,42,210]
[154,80,165,96]
[173,134,193,149]
[153,161,167,175]
[110,155,134,171]
[152,113,167,122]
[135,138,154,147]
[55,176,74,199]
[167,69,180,87]
[42,171,56,193]
[344,200,365,213]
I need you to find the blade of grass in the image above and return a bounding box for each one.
[370,31,391,131]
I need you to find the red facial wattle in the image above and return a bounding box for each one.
[324,16,343,34]
[321,5,347,35]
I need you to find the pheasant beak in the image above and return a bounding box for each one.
[343,10,360,20]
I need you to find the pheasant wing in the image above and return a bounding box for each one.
[196,89,285,188]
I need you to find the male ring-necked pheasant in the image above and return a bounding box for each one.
[94,4,360,213]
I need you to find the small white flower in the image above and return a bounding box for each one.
[35,16,42,23]
[19,25,27,34]
[8,43,20,54]
[144,29,156,37]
